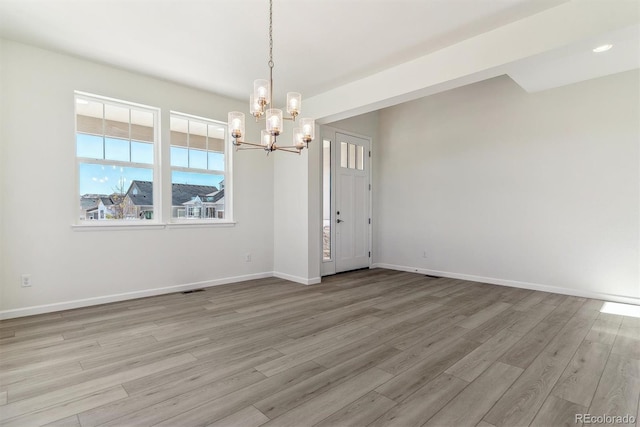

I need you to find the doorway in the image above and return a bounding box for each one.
[321,127,371,276]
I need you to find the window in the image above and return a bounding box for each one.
[340,141,364,171]
[170,112,229,221]
[323,139,332,261]
[76,93,158,222]
[75,93,232,226]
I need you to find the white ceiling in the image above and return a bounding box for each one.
[0,0,638,121]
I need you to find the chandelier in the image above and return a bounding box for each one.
[228,0,315,154]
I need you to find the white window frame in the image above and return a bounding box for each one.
[74,91,161,227]
[169,111,233,224]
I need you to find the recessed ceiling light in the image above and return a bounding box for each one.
[592,44,613,53]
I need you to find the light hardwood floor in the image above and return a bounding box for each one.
[1,269,638,427]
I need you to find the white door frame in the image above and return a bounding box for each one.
[320,125,372,276]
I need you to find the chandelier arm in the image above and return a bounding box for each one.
[233,140,266,148]
[237,146,268,151]
[274,147,302,154]
[274,144,302,149]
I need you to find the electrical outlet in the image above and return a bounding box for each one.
[245,253,252,262]
[21,274,32,287]
[423,251,428,258]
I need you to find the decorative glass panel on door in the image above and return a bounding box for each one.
[340,142,348,168]
[348,143,356,169]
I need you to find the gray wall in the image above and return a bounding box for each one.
[373,72,639,302]
[0,40,275,316]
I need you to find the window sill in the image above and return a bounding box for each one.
[72,222,166,231]
[167,220,237,229]
[72,221,236,231]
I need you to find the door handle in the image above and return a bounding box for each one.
[337,219,344,223]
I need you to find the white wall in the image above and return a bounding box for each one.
[374,71,640,303]
[272,123,321,285]
[328,112,379,142]
[0,40,274,317]
[0,40,5,312]
[273,147,310,284]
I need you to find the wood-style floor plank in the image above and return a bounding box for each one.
[424,362,523,427]
[456,302,512,330]
[612,317,640,360]
[445,328,523,382]
[585,313,623,346]
[551,339,611,407]
[255,325,378,377]
[368,373,468,427]
[529,395,585,427]
[77,349,284,427]
[253,344,399,419]
[146,361,325,427]
[313,391,396,427]
[261,367,393,427]
[483,309,598,427]
[0,269,636,427]
[102,369,266,427]
[588,353,640,421]
[499,318,568,370]
[0,353,195,420]
[375,337,480,402]
[1,386,127,427]
[206,405,269,427]
[41,414,81,427]
[377,325,470,375]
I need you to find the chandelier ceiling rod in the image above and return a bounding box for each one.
[268,0,274,109]
[228,0,315,155]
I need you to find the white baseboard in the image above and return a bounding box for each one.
[12,262,631,320]
[372,263,640,306]
[0,272,273,320]
[273,271,322,286]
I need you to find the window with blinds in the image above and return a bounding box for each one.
[75,93,158,222]
[170,113,229,221]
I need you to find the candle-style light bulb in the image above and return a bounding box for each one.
[261,130,273,149]
[286,92,301,118]
[254,79,270,106]
[266,109,283,136]
[250,94,263,118]
[300,118,315,143]
[293,127,304,150]
[228,112,245,141]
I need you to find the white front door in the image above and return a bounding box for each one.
[335,132,371,273]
